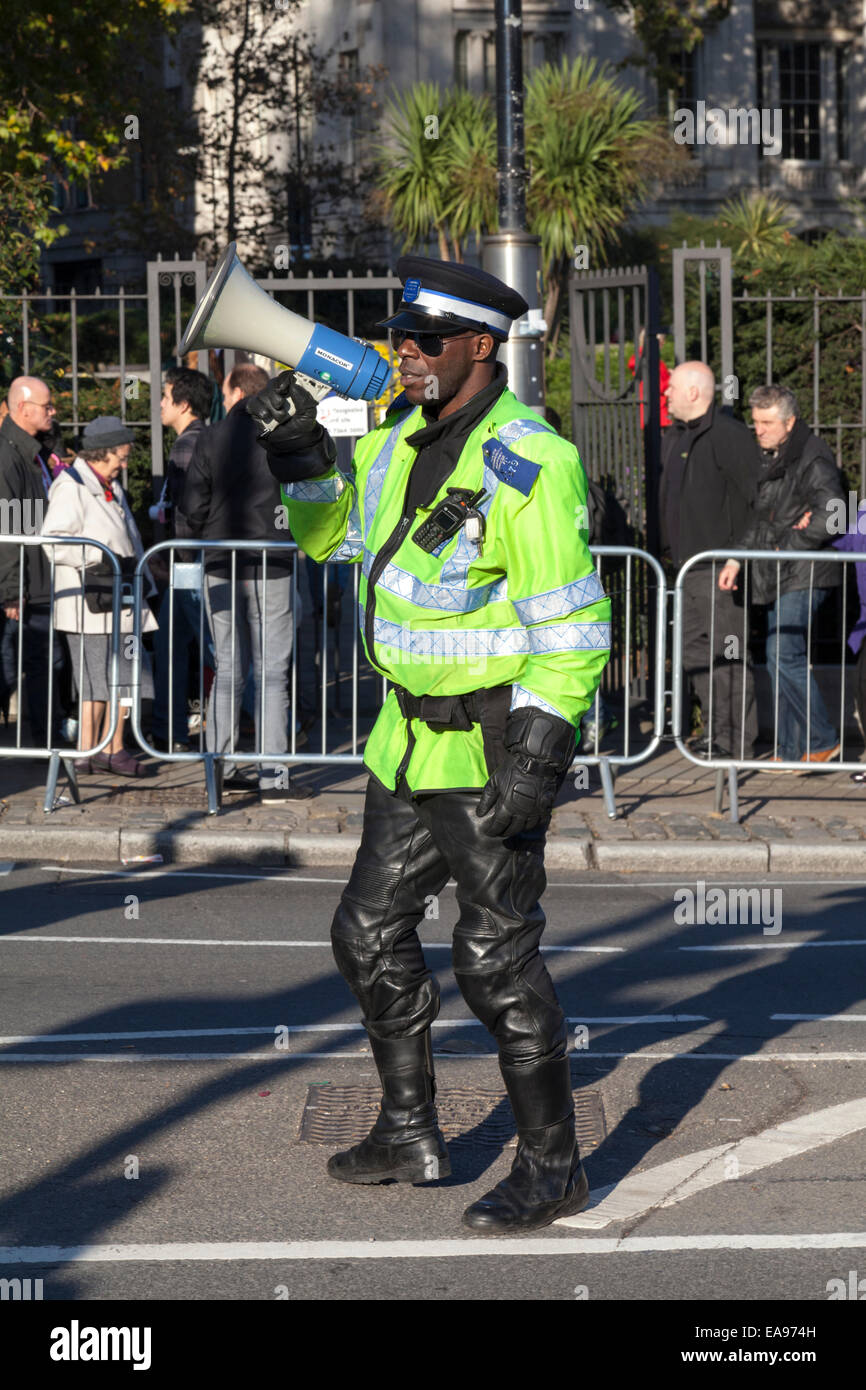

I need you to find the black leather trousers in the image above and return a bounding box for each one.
[330,776,568,1068]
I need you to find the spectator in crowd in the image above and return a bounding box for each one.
[719,384,842,766]
[628,328,672,430]
[181,362,310,802]
[661,361,760,759]
[41,416,158,776]
[832,510,866,783]
[151,366,212,753]
[0,376,66,746]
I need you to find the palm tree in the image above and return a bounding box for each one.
[717,191,795,261]
[525,57,671,345]
[375,60,671,349]
[376,83,456,261]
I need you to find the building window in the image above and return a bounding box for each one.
[661,48,698,125]
[483,33,496,94]
[778,41,821,160]
[836,45,850,162]
[455,31,468,89]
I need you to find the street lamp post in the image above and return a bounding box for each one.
[481,0,545,409]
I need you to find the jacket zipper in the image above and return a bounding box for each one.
[364,512,413,667]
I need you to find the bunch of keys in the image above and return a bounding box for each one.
[463,505,485,555]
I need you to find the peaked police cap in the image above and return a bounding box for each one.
[378,256,528,341]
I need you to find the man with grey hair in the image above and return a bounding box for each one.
[719,385,842,765]
[0,376,65,745]
[661,361,760,758]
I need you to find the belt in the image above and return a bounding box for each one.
[394,687,480,733]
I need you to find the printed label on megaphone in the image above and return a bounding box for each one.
[178,243,389,403]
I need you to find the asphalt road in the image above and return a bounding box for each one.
[1,859,866,1330]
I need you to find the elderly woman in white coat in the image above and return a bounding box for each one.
[41,416,158,776]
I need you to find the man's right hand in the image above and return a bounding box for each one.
[2,603,19,621]
[718,561,740,592]
[246,370,322,451]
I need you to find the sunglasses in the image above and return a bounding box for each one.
[389,329,477,357]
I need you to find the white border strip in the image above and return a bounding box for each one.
[2,1233,866,1262]
[1,1050,865,1064]
[0,935,621,953]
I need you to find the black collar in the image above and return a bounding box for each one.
[406,364,508,450]
[0,414,41,463]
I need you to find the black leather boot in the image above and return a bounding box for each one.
[462,1056,589,1233]
[327,1032,450,1184]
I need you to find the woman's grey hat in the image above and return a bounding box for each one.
[81,416,136,449]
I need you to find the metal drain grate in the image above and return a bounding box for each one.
[298,1084,605,1152]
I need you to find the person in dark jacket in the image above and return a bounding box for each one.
[180,362,310,802]
[0,376,65,745]
[151,366,212,752]
[661,361,761,758]
[719,384,842,765]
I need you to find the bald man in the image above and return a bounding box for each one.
[0,376,64,746]
[660,361,760,760]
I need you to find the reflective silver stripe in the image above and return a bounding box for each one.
[512,571,606,625]
[363,550,507,612]
[362,409,416,541]
[371,621,608,659]
[373,619,530,659]
[282,473,345,504]
[527,622,610,653]
[333,494,363,561]
[497,419,550,445]
[510,684,571,721]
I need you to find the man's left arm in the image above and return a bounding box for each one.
[782,447,843,551]
[503,441,611,725]
[476,440,611,838]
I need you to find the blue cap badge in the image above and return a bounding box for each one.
[402,277,422,303]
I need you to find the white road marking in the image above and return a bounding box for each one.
[681,941,866,950]
[40,866,350,885]
[37,867,866,890]
[560,1097,866,1229]
[1,1049,865,1064]
[773,1014,866,1022]
[0,934,622,953]
[0,1016,708,1045]
[2,1232,866,1262]
[0,863,15,876]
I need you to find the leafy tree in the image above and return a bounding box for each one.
[190,0,384,268]
[602,0,733,92]
[0,0,188,291]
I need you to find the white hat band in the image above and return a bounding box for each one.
[409,288,513,338]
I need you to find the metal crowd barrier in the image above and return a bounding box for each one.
[577,546,667,817]
[129,540,666,818]
[673,548,866,822]
[131,540,368,814]
[0,536,123,812]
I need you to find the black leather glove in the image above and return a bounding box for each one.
[476,706,576,838]
[246,370,336,483]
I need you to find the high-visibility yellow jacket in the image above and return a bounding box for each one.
[282,387,610,792]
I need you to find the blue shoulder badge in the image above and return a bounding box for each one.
[482,438,542,497]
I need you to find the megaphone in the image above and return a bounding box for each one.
[178,242,389,403]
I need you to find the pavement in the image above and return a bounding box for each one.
[2,729,866,871]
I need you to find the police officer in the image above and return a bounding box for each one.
[249,258,611,1232]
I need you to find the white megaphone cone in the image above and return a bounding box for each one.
[178,243,389,403]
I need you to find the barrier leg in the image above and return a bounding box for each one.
[727,765,740,825]
[62,759,82,806]
[713,768,725,816]
[598,755,617,820]
[43,753,62,814]
[204,753,222,816]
